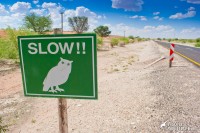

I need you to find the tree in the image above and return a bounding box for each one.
[94,26,111,37]
[196,38,200,43]
[23,13,52,34]
[68,16,89,33]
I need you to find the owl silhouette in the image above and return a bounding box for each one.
[43,57,73,93]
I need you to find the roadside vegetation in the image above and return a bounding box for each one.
[0,117,9,133]
[0,13,52,59]
[195,38,200,47]
[157,37,200,47]
[0,28,37,59]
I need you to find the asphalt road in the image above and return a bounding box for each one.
[155,41,200,67]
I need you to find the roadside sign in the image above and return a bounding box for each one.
[18,34,98,99]
[169,43,175,67]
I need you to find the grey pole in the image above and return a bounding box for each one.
[61,12,64,33]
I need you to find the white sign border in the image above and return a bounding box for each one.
[19,36,96,98]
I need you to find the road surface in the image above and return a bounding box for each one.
[155,41,200,67]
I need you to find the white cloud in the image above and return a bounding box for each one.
[0,4,9,15]
[33,0,39,4]
[130,15,139,19]
[130,15,147,21]
[0,13,25,28]
[153,16,159,19]
[188,6,195,11]
[30,9,45,15]
[185,0,200,4]
[180,27,200,38]
[111,0,144,11]
[153,12,160,15]
[139,16,147,21]
[144,25,175,32]
[106,23,176,38]
[169,7,196,19]
[181,27,200,33]
[42,2,57,9]
[99,14,107,19]
[36,5,41,8]
[10,2,31,13]
[153,16,163,21]
[41,2,64,28]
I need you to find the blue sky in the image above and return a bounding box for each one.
[0,0,200,38]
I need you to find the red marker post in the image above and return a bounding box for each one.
[169,43,175,67]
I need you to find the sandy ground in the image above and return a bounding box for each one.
[1,41,200,133]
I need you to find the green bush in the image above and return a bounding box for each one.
[167,39,172,42]
[119,37,129,44]
[187,39,195,43]
[128,35,134,39]
[0,28,37,59]
[195,42,200,47]
[180,39,186,43]
[97,37,103,44]
[137,38,142,42]
[196,38,200,43]
[111,38,119,47]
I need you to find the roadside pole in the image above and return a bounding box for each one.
[57,12,68,133]
[54,28,68,133]
[58,98,68,133]
[61,12,64,33]
[169,43,175,68]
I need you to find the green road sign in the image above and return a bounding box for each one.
[18,34,97,99]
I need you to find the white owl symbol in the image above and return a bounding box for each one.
[43,57,73,93]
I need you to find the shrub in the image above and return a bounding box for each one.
[97,37,103,44]
[188,39,195,43]
[181,39,186,43]
[167,39,171,42]
[128,35,134,39]
[0,117,9,133]
[195,42,200,47]
[196,38,200,43]
[0,27,37,59]
[119,37,129,44]
[97,37,103,49]
[111,38,119,47]
[137,38,142,42]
